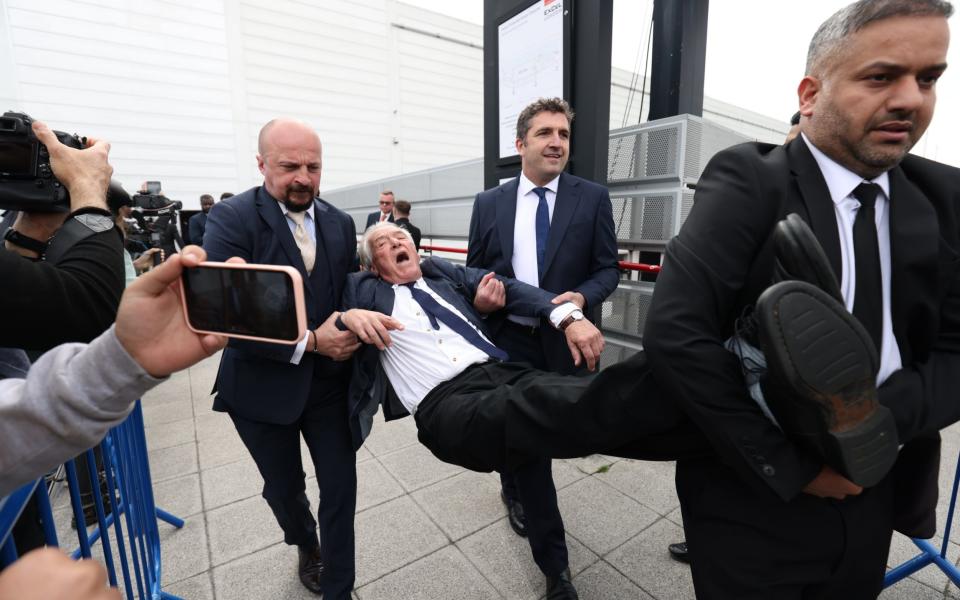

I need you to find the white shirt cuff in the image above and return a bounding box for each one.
[290,330,309,364]
[548,303,581,328]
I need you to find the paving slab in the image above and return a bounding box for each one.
[211,542,320,600]
[149,442,198,483]
[153,472,204,519]
[597,459,679,516]
[200,456,263,510]
[145,418,196,452]
[411,470,504,540]
[164,571,214,600]
[356,546,500,600]
[356,458,405,512]
[457,519,596,600]
[573,560,653,600]
[354,495,449,586]
[377,442,464,493]
[557,476,659,555]
[605,518,696,600]
[206,494,283,566]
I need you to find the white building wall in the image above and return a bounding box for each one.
[1,0,784,209]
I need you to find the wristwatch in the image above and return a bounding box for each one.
[558,310,584,331]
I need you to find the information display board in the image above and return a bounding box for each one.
[497,0,564,158]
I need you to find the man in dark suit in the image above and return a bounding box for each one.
[341,222,608,599]
[393,199,421,250]
[643,2,960,597]
[466,98,619,571]
[187,194,214,246]
[364,190,395,229]
[203,118,360,598]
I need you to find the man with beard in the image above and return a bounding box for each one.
[187,193,215,245]
[203,118,360,598]
[644,1,960,597]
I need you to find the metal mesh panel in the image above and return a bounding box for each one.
[644,127,679,178]
[638,194,673,241]
[684,118,702,182]
[601,283,655,339]
[679,190,695,232]
[607,134,638,182]
[610,196,633,241]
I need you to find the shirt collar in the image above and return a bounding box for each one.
[801,133,890,205]
[518,172,561,198]
[278,200,316,222]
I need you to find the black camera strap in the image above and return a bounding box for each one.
[3,228,48,255]
[44,209,116,265]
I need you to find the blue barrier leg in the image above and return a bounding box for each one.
[102,432,136,600]
[34,484,58,548]
[85,448,118,588]
[64,460,93,559]
[156,508,184,528]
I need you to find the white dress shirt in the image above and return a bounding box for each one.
[276,202,316,365]
[379,278,577,414]
[509,173,560,326]
[802,134,902,385]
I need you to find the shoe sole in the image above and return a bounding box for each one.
[757,281,898,487]
[773,214,843,302]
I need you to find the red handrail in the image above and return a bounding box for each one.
[420,244,661,274]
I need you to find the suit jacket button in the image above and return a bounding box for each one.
[762,464,775,476]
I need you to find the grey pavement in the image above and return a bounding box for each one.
[50,351,960,599]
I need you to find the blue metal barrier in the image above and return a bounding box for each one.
[885,451,960,588]
[0,400,184,599]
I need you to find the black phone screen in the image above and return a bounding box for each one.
[181,266,300,340]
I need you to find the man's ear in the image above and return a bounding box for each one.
[515,136,524,155]
[256,154,266,176]
[797,76,821,118]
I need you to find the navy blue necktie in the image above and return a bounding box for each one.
[403,283,509,362]
[852,182,883,351]
[533,187,550,278]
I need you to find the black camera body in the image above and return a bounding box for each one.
[0,111,85,213]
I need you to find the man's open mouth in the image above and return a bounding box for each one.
[396,251,410,264]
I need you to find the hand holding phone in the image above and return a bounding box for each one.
[179,261,307,344]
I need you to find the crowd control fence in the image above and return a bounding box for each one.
[0,401,184,599]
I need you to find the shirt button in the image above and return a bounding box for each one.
[416,311,421,316]
[438,339,443,345]
[762,464,776,477]
[452,357,457,362]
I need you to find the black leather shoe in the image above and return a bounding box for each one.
[297,544,324,595]
[500,490,527,537]
[771,213,842,301]
[545,568,579,600]
[667,541,690,564]
[757,281,898,487]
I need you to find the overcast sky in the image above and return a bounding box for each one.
[403,0,960,167]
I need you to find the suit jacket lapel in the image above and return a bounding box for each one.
[788,140,844,284]
[256,188,308,276]
[888,166,939,357]
[542,172,581,280]
[496,178,519,269]
[312,200,341,305]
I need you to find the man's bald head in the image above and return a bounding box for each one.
[256,118,323,212]
[257,118,320,156]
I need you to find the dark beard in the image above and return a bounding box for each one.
[283,184,314,212]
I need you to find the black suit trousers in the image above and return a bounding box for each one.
[230,377,356,599]
[677,458,894,600]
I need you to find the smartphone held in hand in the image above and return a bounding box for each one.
[179,262,307,344]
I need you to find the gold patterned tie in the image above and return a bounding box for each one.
[287,211,315,274]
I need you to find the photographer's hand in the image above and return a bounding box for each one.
[31,121,112,212]
[115,245,227,377]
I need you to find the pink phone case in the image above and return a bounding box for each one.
[179,261,308,344]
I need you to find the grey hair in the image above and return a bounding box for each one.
[359,222,414,269]
[807,0,953,75]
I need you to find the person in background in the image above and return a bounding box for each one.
[393,199,421,250]
[188,194,215,246]
[365,190,395,229]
